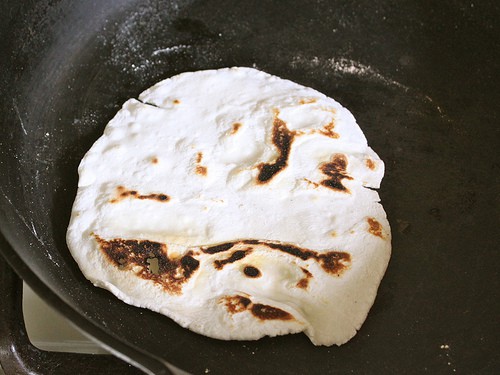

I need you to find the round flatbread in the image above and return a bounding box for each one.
[67,67,391,346]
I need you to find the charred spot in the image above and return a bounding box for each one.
[231,122,242,134]
[214,250,251,270]
[94,235,197,295]
[173,99,180,104]
[151,157,159,164]
[296,267,312,289]
[257,115,295,184]
[319,154,353,192]
[365,158,376,170]
[251,304,293,321]
[243,266,261,278]
[203,242,236,254]
[222,295,251,314]
[222,295,294,321]
[367,217,384,238]
[243,239,260,245]
[138,193,170,202]
[111,187,170,203]
[241,240,350,276]
[264,242,311,261]
[201,239,350,276]
[180,253,200,278]
[301,267,312,278]
[318,252,351,275]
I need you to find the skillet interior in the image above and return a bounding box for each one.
[0,0,498,373]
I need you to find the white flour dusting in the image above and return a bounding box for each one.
[152,44,191,56]
[289,54,449,118]
[291,55,410,90]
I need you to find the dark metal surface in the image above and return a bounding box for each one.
[0,240,144,375]
[0,0,498,374]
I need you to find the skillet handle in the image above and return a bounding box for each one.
[0,255,144,375]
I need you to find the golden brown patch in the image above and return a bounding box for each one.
[367,217,384,238]
[151,157,159,164]
[330,231,337,237]
[230,122,242,134]
[173,99,180,104]
[196,152,203,163]
[319,121,340,139]
[110,186,169,203]
[365,158,376,170]
[94,235,198,295]
[299,98,318,105]
[319,154,353,193]
[195,165,207,176]
[195,152,207,176]
[296,267,313,289]
[304,178,320,188]
[296,279,309,289]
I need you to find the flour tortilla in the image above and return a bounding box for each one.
[67,67,391,346]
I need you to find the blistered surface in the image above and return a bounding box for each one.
[67,67,391,345]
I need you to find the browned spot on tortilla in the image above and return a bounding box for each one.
[230,122,242,134]
[296,279,309,289]
[94,235,199,295]
[296,267,313,289]
[196,152,203,163]
[208,239,350,276]
[251,304,293,321]
[257,112,295,184]
[195,165,207,176]
[243,265,261,278]
[110,186,170,203]
[195,152,207,176]
[138,193,169,201]
[330,231,337,237]
[221,295,294,321]
[173,99,180,104]
[319,121,340,139]
[301,267,312,277]
[214,249,252,270]
[367,217,384,238]
[202,242,236,254]
[247,240,351,276]
[366,158,376,170]
[222,295,251,314]
[304,178,320,188]
[151,157,159,164]
[319,154,353,192]
[299,98,317,105]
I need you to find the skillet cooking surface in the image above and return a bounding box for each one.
[0,0,498,373]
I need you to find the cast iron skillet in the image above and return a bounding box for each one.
[0,0,498,374]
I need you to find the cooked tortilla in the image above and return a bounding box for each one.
[67,67,391,346]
